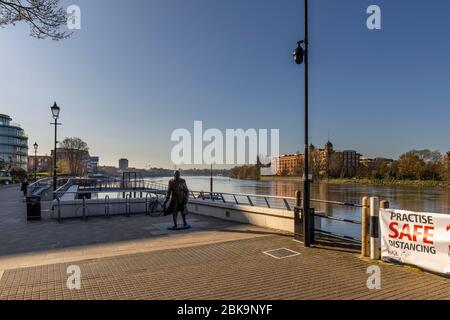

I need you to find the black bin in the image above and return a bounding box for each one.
[26,196,41,220]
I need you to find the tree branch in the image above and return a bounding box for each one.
[0,0,71,40]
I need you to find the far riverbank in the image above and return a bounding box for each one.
[149,176,450,214]
[259,176,450,189]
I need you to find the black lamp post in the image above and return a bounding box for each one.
[210,164,213,194]
[33,142,38,181]
[293,0,311,247]
[50,102,61,196]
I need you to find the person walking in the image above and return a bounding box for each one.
[20,179,29,197]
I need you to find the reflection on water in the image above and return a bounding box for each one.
[149,176,450,213]
[147,176,450,239]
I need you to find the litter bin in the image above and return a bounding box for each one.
[26,196,41,220]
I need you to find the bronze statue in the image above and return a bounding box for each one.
[163,170,190,230]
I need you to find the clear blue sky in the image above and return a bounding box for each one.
[1,0,449,168]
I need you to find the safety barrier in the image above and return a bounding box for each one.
[54,189,163,221]
[291,190,389,259]
[27,177,53,198]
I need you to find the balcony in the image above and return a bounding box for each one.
[9,122,22,128]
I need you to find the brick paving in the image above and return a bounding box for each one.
[0,185,449,300]
[0,235,449,300]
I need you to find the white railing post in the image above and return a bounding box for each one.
[370,196,380,260]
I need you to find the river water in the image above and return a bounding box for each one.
[147,176,450,240]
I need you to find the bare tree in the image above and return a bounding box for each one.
[308,146,322,179]
[0,0,70,40]
[329,153,344,178]
[293,158,304,176]
[59,137,89,176]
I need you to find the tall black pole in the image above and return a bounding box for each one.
[303,0,311,247]
[53,120,57,195]
[34,148,37,181]
[210,164,213,193]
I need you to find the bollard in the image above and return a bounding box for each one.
[361,197,370,257]
[105,195,110,217]
[126,194,131,216]
[57,198,61,223]
[294,190,302,242]
[82,196,87,220]
[295,190,301,208]
[309,207,315,244]
[370,197,380,260]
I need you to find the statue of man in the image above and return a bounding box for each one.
[163,170,190,229]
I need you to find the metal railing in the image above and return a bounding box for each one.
[27,177,53,197]
[293,197,363,245]
[189,189,363,212]
[54,188,163,222]
[189,190,296,211]
[193,190,364,244]
[76,178,168,193]
[52,179,364,245]
[56,177,363,214]
[54,178,76,199]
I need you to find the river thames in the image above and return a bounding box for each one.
[148,176,450,240]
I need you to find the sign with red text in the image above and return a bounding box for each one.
[380,209,450,275]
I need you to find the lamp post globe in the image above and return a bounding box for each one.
[51,102,60,120]
[293,41,305,65]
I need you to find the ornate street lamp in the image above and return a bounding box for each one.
[33,142,38,181]
[293,0,311,247]
[51,102,60,120]
[50,102,61,196]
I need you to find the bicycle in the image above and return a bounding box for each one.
[147,193,165,217]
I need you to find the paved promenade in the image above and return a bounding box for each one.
[0,185,449,300]
[0,185,269,269]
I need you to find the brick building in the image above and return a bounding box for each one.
[277,154,304,176]
[342,150,361,177]
[276,141,361,178]
[27,155,52,173]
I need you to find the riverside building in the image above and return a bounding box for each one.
[0,114,28,171]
